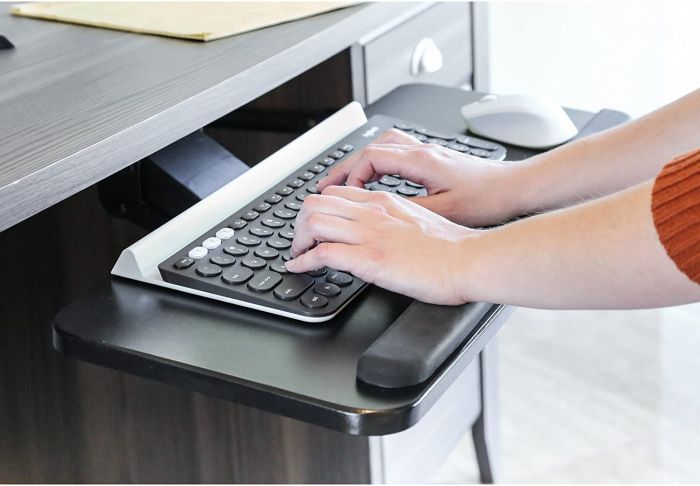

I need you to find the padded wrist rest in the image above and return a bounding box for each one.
[356,301,493,388]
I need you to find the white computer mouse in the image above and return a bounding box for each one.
[461,94,579,149]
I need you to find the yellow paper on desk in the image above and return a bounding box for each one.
[10,2,356,41]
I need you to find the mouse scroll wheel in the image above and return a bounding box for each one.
[479,94,499,103]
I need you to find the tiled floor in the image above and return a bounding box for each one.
[431,305,700,483]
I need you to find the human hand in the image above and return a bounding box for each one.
[285,186,476,305]
[317,128,521,227]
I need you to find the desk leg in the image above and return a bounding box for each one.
[472,338,500,483]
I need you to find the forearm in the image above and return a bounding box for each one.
[459,180,700,309]
[505,88,700,216]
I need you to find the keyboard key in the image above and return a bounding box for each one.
[210,255,235,267]
[340,144,354,152]
[229,219,247,230]
[241,210,259,221]
[285,201,302,211]
[196,263,222,278]
[426,138,449,147]
[470,148,492,158]
[241,256,266,270]
[265,194,283,204]
[394,122,415,131]
[273,209,296,220]
[329,150,345,159]
[404,180,424,189]
[298,171,315,181]
[248,272,282,293]
[466,138,499,151]
[306,186,319,194]
[202,237,222,250]
[255,247,279,259]
[221,267,253,285]
[307,268,327,277]
[254,202,272,213]
[456,135,471,145]
[223,244,248,257]
[250,227,273,237]
[447,142,470,152]
[215,227,235,240]
[313,282,341,297]
[414,134,428,142]
[270,261,288,274]
[371,184,392,192]
[397,186,420,197]
[327,271,353,287]
[279,230,295,240]
[276,186,294,196]
[308,164,325,174]
[261,217,285,228]
[296,193,309,202]
[287,179,305,189]
[415,128,455,141]
[237,235,261,246]
[320,157,335,167]
[268,238,291,250]
[188,246,208,260]
[281,253,293,262]
[379,175,401,187]
[301,293,328,309]
[174,257,195,269]
[273,274,314,300]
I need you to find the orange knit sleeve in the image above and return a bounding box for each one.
[652,148,700,284]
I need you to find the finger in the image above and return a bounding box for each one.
[371,128,423,146]
[290,213,361,257]
[343,145,437,189]
[321,184,375,203]
[285,242,367,276]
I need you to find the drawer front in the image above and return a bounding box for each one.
[364,3,472,104]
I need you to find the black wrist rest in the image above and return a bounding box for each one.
[356,300,493,388]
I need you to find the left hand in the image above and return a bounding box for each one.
[285,185,476,305]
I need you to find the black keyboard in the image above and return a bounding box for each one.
[158,115,506,321]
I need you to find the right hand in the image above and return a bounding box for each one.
[317,129,522,227]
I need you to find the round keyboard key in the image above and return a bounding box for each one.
[254,202,272,213]
[298,171,315,181]
[329,150,345,159]
[287,179,305,189]
[221,267,253,285]
[379,175,401,187]
[229,219,247,230]
[265,194,283,204]
[270,261,288,274]
[466,138,499,151]
[397,186,420,197]
[371,184,392,192]
[281,253,293,262]
[261,217,285,228]
[273,209,296,220]
[404,180,424,189]
[241,210,259,221]
[285,201,302,211]
[447,142,470,152]
[173,257,195,269]
[326,271,353,287]
[202,237,222,250]
[196,263,222,277]
[237,235,261,246]
[415,127,455,141]
[320,157,335,167]
[394,122,415,131]
[279,230,295,240]
[306,186,319,194]
[307,268,327,277]
[301,293,328,309]
[276,186,294,196]
[210,255,235,267]
[470,148,492,158]
[415,134,428,142]
[313,282,341,297]
[223,244,248,257]
[215,227,235,240]
[247,272,282,293]
[296,193,309,202]
[242,256,266,270]
[426,138,449,147]
[188,246,208,260]
[340,144,354,153]
[250,227,273,237]
[255,247,279,259]
[308,164,325,174]
[456,135,471,145]
[268,238,291,250]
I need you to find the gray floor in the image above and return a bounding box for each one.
[431,305,700,483]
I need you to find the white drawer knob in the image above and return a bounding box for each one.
[411,38,444,76]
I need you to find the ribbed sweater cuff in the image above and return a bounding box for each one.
[652,148,700,284]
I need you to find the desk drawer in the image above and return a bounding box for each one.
[363,3,472,104]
